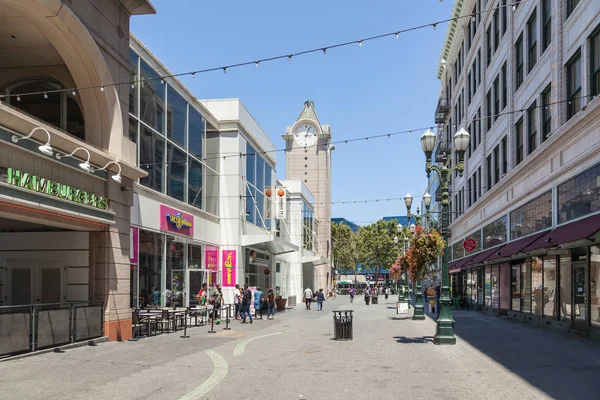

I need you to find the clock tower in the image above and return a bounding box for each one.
[283,100,333,291]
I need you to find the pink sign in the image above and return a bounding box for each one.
[222,250,237,287]
[159,204,194,237]
[206,245,219,287]
[130,226,139,264]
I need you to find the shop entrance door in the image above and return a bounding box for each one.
[6,261,64,305]
[188,270,206,307]
[572,261,588,331]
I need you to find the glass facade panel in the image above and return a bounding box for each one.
[485,266,492,306]
[129,49,138,116]
[452,241,465,260]
[511,264,520,311]
[166,86,186,148]
[543,256,558,318]
[246,186,255,225]
[510,191,552,239]
[465,230,482,254]
[140,60,165,134]
[167,143,186,202]
[491,265,499,309]
[246,142,256,187]
[138,230,164,307]
[560,255,572,321]
[591,245,600,327]
[500,264,510,310]
[521,259,532,314]
[557,162,600,223]
[128,116,138,144]
[165,236,185,307]
[483,216,507,249]
[189,107,204,157]
[204,126,220,216]
[567,51,582,120]
[140,126,165,193]
[477,267,484,305]
[532,256,543,316]
[188,158,203,209]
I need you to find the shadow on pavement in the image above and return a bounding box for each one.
[393,335,434,344]
[427,309,600,398]
[388,316,411,321]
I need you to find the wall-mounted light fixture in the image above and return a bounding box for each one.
[56,147,92,172]
[97,161,122,183]
[11,127,54,156]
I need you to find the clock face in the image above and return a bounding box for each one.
[293,121,319,147]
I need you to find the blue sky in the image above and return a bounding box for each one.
[131,0,454,225]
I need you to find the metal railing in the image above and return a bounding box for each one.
[0,301,104,358]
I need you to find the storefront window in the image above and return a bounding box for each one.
[129,50,139,117]
[491,265,499,309]
[560,255,572,321]
[544,256,558,318]
[483,216,507,249]
[138,230,164,308]
[140,126,165,192]
[189,107,204,157]
[452,241,465,260]
[558,162,600,223]
[500,264,510,310]
[477,267,484,305]
[167,143,186,202]
[188,244,203,307]
[166,236,185,307]
[511,264,520,311]
[140,60,165,134]
[510,191,552,239]
[485,266,492,306]
[521,259,531,314]
[188,159,203,209]
[166,85,186,148]
[532,257,543,316]
[591,245,600,327]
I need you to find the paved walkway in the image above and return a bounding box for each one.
[2,296,600,399]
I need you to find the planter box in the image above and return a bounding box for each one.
[275,298,287,311]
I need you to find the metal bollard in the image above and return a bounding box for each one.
[208,309,216,333]
[223,305,231,330]
[181,309,190,338]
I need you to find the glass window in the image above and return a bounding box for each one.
[486,90,492,132]
[532,257,543,316]
[590,245,600,327]
[167,143,186,202]
[246,142,256,187]
[166,236,185,307]
[138,230,163,308]
[493,77,500,121]
[567,50,582,120]
[128,116,138,144]
[204,125,220,216]
[527,10,538,72]
[521,259,532,314]
[486,26,492,66]
[140,125,165,192]
[511,264,520,311]
[485,265,492,306]
[541,85,552,142]
[256,156,265,193]
[188,245,204,307]
[140,60,165,134]
[515,118,524,165]
[527,102,537,154]
[542,0,551,52]
[544,256,558,318]
[557,162,600,223]
[129,49,139,116]
[494,145,500,183]
[502,0,507,35]
[567,0,581,18]
[487,154,492,188]
[189,107,204,157]
[501,62,507,110]
[560,255,572,320]
[491,265,500,309]
[516,34,524,89]
[510,191,552,239]
[477,267,484,305]
[493,9,499,51]
[246,186,255,224]
[166,85,186,148]
[483,216,507,249]
[188,158,203,209]
[591,28,600,98]
[452,241,464,260]
[500,263,510,310]
[501,136,507,175]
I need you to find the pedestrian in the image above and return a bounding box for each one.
[364,286,371,306]
[304,287,313,310]
[266,289,275,319]
[254,286,264,319]
[234,284,241,320]
[207,295,216,323]
[385,287,390,300]
[211,284,223,324]
[241,284,253,324]
[152,286,160,305]
[349,287,355,303]
[316,289,325,311]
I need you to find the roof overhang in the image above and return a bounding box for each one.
[242,234,299,255]
[119,0,157,15]
[301,248,328,266]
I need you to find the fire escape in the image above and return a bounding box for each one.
[434,94,452,203]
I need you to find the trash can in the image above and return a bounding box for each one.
[372,296,378,305]
[333,310,353,341]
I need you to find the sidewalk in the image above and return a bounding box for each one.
[1,296,600,399]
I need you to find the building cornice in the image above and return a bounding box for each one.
[437,0,466,79]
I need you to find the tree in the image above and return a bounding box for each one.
[400,226,445,282]
[331,222,366,285]
[360,219,399,286]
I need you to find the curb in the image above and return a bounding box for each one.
[0,337,109,363]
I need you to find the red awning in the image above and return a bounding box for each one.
[485,230,550,262]
[471,246,503,264]
[522,213,600,253]
[449,254,477,273]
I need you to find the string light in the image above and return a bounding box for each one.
[288,55,292,62]
[16,95,20,102]
[358,40,363,47]
[43,93,48,99]
[72,90,76,96]
[223,67,227,73]
[255,61,259,68]
[100,85,105,92]
[191,72,195,78]
[0,0,527,101]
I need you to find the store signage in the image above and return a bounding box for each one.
[265,187,273,219]
[463,238,477,252]
[222,250,237,287]
[5,167,108,210]
[275,187,287,220]
[206,245,219,286]
[159,204,194,236]
[130,226,139,264]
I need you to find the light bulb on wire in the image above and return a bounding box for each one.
[358,40,363,47]
[43,93,48,99]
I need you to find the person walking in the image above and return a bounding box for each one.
[349,287,355,303]
[304,287,313,310]
[254,286,264,319]
[241,284,253,324]
[266,289,275,319]
[233,284,241,320]
[364,286,371,306]
[210,284,224,324]
[316,289,325,311]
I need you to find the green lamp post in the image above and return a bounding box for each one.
[412,194,431,321]
[420,127,470,345]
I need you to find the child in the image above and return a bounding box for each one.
[207,295,216,323]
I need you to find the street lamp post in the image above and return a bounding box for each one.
[420,127,470,345]
[412,196,431,321]
[403,193,413,303]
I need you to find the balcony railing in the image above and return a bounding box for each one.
[435,97,451,124]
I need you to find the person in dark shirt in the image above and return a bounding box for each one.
[241,284,253,324]
[316,289,325,311]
